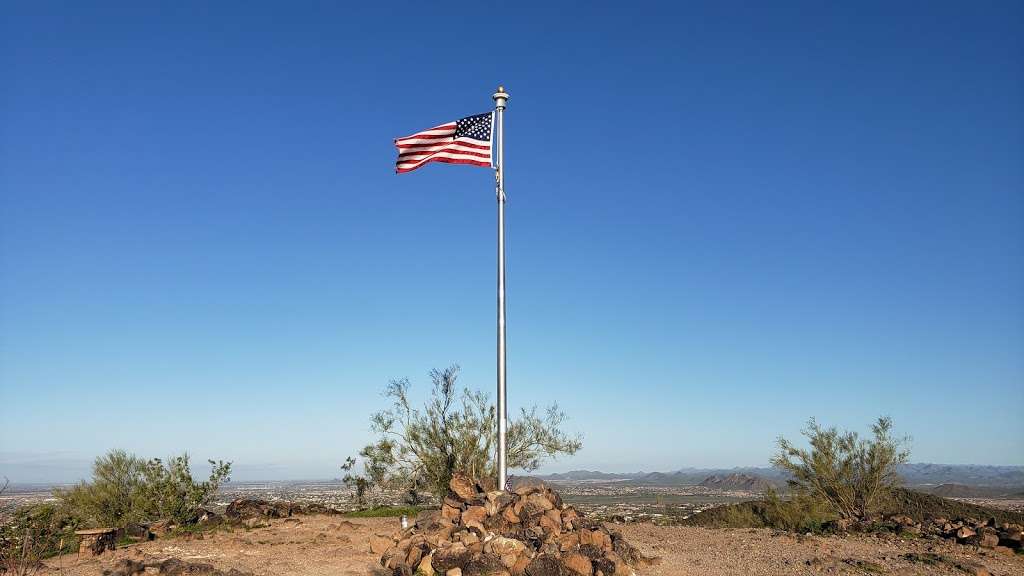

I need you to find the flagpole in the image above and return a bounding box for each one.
[492,85,509,490]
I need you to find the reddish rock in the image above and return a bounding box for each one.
[592,555,616,576]
[511,554,531,576]
[377,478,649,576]
[527,493,555,512]
[559,533,580,551]
[561,552,593,576]
[487,536,527,556]
[450,473,478,502]
[972,532,1000,548]
[443,504,463,522]
[511,477,548,496]
[525,555,562,576]
[463,553,509,576]
[419,553,436,576]
[503,506,521,524]
[434,543,474,573]
[465,520,487,537]
[957,527,976,540]
[371,534,395,554]
[407,546,424,567]
[539,511,562,535]
[463,506,488,525]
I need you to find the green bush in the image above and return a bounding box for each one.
[343,505,426,518]
[0,503,80,570]
[139,455,231,525]
[684,491,834,532]
[355,364,582,502]
[56,449,231,529]
[759,489,835,533]
[772,416,909,521]
[57,449,149,528]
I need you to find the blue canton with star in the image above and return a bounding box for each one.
[455,113,492,141]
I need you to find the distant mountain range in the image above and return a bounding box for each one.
[920,483,1024,498]
[896,464,1024,487]
[535,464,1024,488]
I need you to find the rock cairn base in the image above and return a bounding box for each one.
[374,474,654,576]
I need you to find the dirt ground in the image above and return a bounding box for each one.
[43,515,1024,576]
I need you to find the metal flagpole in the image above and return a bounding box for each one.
[492,85,509,491]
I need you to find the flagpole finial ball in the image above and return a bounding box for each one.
[492,86,509,109]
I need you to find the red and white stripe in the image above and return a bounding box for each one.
[394,118,492,174]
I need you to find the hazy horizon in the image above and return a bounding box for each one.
[3,450,1022,486]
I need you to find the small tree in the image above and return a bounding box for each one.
[56,449,231,528]
[772,416,909,520]
[1,476,11,522]
[56,449,148,528]
[0,502,79,576]
[340,457,374,508]
[359,364,582,500]
[139,454,231,524]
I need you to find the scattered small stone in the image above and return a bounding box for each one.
[102,556,256,576]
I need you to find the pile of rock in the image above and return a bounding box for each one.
[224,498,339,521]
[145,499,341,537]
[373,474,654,576]
[885,515,1022,553]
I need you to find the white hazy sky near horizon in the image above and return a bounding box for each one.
[3,449,1023,485]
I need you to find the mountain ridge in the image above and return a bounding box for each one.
[533,463,1024,487]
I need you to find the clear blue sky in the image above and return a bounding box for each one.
[2,1,1021,483]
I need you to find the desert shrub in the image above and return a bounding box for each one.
[760,489,835,532]
[56,449,149,528]
[353,364,582,500]
[0,503,80,573]
[342,505,426,518]
[139,454,231,525]
[712,502,765,528]
[772,416,909,520]
[340,457,374,507]
[684,490,834,532]
[56,450,231,529]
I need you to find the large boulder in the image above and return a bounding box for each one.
[225,498,289,520]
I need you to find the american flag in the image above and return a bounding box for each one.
[394,112,493,173]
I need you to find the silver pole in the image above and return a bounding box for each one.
[492,85,509,490]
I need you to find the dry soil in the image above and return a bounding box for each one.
[43,515,1024,576]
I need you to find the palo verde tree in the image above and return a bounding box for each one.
[346,364,581,502]
[772,416,910,520]
[56,450,231,528]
